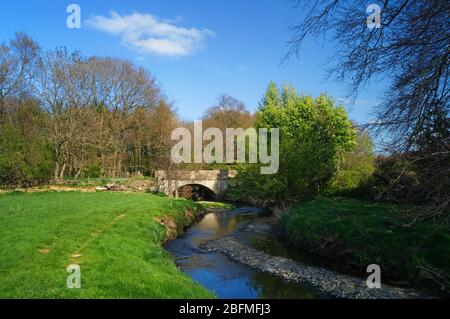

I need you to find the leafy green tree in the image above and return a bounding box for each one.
[229,83,355,204]
[0,124,53,187]
[331,128,376,192]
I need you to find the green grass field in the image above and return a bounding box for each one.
[0,191,213,298]
[282,197,450,294]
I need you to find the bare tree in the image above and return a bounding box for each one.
[148,101,179,196]
[288,0,449,219]
[288,0,449,147]
[203,94,253,130]
[0,32,40,124]
[36,48,80,180]
[202,94,254,164]
[36,49,166,180]
[1,33,177,185]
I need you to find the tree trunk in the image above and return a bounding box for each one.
[59,163,66,180]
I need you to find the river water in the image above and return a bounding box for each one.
[163,207,318,299]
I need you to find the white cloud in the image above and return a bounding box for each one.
[86,11,215,57]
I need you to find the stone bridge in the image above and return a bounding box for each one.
[155,170,237,199]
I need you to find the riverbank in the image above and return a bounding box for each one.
[164,206,319,298]
[0,191,213,298]
[204,235,425,298]
[281,197,450,296]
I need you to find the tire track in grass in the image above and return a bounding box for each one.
[69,213,127,264]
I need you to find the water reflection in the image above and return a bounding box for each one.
[164,208,317,299]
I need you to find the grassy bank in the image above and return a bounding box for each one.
[0,191,213,298]
[281,197,450,295]
[196,201,236,210]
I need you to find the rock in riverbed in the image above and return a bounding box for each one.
[203,236,428,299]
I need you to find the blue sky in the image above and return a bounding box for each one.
[0,0,385,123]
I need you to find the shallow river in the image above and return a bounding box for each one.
[163,207,319,299]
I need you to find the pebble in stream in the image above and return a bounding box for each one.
[203,236,428,299]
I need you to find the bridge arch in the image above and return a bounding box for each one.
[176,183,216,201]
[155,170,237,199]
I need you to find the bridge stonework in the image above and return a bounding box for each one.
[155,170,236,199]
